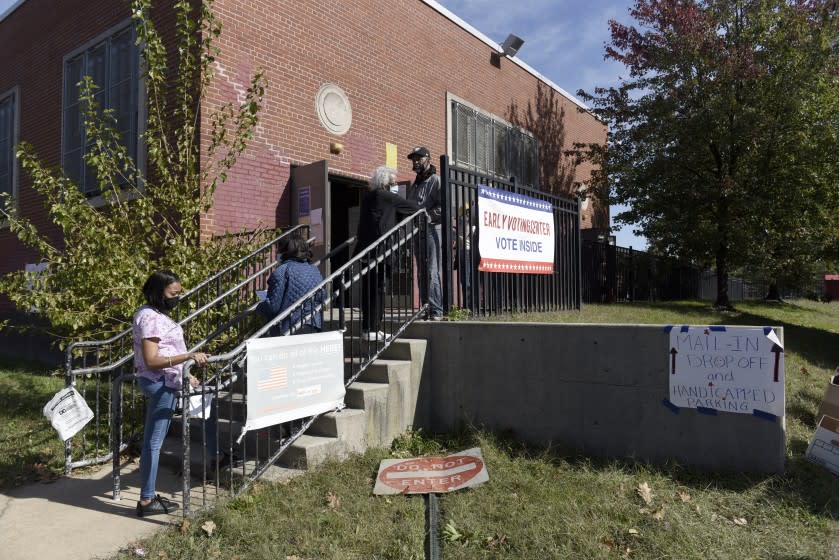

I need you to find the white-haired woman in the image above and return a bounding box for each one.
[355,166,420,340]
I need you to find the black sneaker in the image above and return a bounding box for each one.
[136,494,179,517]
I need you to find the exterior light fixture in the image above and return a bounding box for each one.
[500,34,524,58]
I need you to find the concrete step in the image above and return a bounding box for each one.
[279,434,345,469]
[307,407,366,441]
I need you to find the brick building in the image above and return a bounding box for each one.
[0,0,607,313]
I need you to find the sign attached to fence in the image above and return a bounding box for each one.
[667,326,785,417]
[477,184,554,275]
[243,331,345,436]
[373,447,489,495]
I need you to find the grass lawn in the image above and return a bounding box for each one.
[0,357,65,488]
[3,300,838,558]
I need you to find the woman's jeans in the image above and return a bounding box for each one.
[137,376,177,501]
[138,377,222,500]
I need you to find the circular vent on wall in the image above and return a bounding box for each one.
[315,84,352,136]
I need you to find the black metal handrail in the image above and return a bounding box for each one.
[173,209,429,514]
[60,226,308,473]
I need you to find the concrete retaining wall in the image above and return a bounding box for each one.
[406,322,785,473]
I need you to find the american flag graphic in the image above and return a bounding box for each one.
[257,365,288,391]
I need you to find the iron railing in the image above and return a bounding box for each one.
[108,209,429,515]
[441,155,581,315]
[61,226,309,474]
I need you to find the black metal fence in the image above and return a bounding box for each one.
[440,156,581,315]
[580,240,824,303]
[582,240,701,303]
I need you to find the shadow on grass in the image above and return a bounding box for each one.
[430,426,839,520]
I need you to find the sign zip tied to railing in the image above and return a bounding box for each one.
[374,448,490,559]
[239,330,346,442]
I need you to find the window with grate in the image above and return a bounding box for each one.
[450,99,537,188]
[62,25,139,196]
[0,89,16,199]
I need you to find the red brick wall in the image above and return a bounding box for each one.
[0,0,180,312]
[0,0,607,311]
[201,0,607,235]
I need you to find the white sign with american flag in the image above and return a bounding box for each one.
[243,330,345,434]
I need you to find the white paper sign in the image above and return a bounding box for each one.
[477,184,554,274]
[668,326,785,417]
[187,387,214,420]
[43,387,94,441]
[242,330,345,437]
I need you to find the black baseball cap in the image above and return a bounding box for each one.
[407,146,430,159]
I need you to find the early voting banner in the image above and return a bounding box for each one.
[668,326,784,417]
[477,184,554,274]
[243,331,345,437]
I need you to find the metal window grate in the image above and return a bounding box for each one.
[451,100,537,188]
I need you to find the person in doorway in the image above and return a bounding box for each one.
[406,146,444,320]
[133,270,227,517]
[356,166,420,340]
[257,235,324,336]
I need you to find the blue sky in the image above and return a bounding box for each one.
[0,0,645,248]
[435,0,644,248]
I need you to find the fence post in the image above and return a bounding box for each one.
[440,155,452,315]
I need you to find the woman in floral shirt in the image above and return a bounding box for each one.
[132,270,209,517]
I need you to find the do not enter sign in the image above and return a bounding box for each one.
[373,447,489,495]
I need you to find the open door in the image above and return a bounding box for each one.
[291,160,330,276]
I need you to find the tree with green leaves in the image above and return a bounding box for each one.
[0,0,267,341]
[578,0,839,307]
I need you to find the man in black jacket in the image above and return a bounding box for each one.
[356,166,420,340]
[406,146,443,320]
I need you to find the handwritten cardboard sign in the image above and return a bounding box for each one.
[668,326,784,417]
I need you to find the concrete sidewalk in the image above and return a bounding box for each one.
[0,460,196,560]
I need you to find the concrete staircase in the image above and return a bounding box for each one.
[163,335,428,478]
[281,337,427,468]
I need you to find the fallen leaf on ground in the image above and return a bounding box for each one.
[628,528,640,536]
[326,492,341,510]
[678,491,691,502]
[636,482,654,505]
[733,517,748,526]
[180,519,191,535]
[201,520,216,536]
[652,506,666,521]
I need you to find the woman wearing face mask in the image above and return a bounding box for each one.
[356,166,420,340]
[132,269,212,516]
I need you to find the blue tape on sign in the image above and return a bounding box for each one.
[697,407,718,416]
[763,327,772,335]
[663,325,673,333]
[753,409,777,422]
[680,325,689,332]
[709,326,726,331]
[662,399,680,414]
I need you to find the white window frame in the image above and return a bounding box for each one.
[61,19,146,208]
[0,85,20,228]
